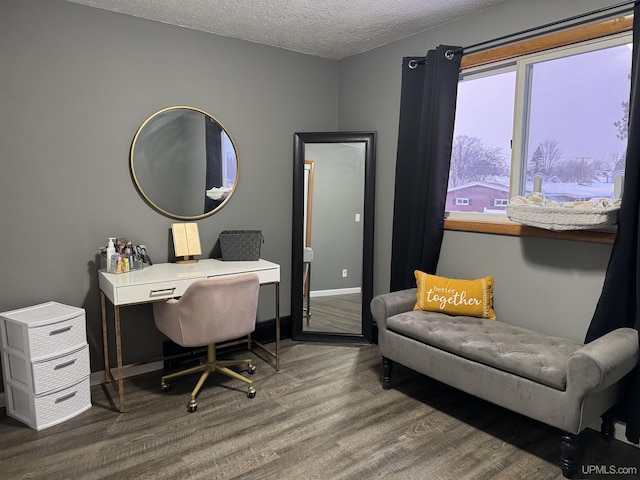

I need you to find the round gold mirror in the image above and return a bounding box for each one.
[130,106,238,220]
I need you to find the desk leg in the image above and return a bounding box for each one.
[275,282,280,371]
[101,294,125,412]
[114,305,125,412]
[101,293,110,381]
[250,281,281,371]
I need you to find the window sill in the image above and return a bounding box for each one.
[444,218,615,245]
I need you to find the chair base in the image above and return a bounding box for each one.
[160,344,256,412]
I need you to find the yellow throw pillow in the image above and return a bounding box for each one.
[414,271,496,320]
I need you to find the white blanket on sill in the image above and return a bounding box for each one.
[506,195,620,231]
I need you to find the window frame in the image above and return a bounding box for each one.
[444,13,633,244]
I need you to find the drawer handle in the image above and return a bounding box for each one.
[54,359,76,370]
[49,326,72,336]
[55,391,77,404]
[150,287,176,296]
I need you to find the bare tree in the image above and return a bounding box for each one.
[450,135,481,187]
[614,70,631,141]
[529,139,562,178]
[556,157,594,184]
[614,100,629,141]
[450,135,507,187]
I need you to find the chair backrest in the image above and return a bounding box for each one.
[153,273,260,347]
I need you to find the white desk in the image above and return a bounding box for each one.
[99,258,280,412]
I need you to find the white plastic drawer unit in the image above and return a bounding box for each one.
[0,301,91,430]
[1,302,86,362]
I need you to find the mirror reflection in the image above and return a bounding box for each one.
[292,132,376,343]
[130,106,238,220]
[303,143,365,334]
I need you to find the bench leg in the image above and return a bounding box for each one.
[601,408,616,443]
[560,431,580,479]
[381,357,393,390]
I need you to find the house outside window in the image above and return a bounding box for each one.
[446,29,632,220]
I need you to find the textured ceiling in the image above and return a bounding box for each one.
[66,0,508,59]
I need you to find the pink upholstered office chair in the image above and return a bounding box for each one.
[152,273,260,412]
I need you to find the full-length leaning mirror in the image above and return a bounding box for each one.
[292,132,376,342]
[130,106,239,220]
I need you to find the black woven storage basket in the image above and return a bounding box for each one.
[219,230,263,261]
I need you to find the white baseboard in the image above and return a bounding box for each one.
[310,287,361,297]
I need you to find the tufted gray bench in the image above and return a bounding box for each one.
[371,288,639,478]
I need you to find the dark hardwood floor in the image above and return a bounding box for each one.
[304,293,361,334]
[1,340,639,479]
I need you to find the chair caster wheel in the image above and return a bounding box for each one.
[247,387,256,398]
[188,400,197,413]
[161,382,170,392]
[248,364,256,374]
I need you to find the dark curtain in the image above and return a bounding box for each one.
[585,5,640,444]
[390,46,462,291]
[204,117,223,213]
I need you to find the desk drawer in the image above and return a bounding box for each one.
[115,279,195,304]
[255,268,280,284]
[205,268,280,285]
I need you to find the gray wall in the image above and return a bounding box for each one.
[0,0,338,373]
[337,0,623,343]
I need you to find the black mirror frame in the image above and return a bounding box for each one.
[291,131,376,343]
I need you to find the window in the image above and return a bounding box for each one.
[221,132,237,188]
[455,198,471,205]
[446,28,632,219]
